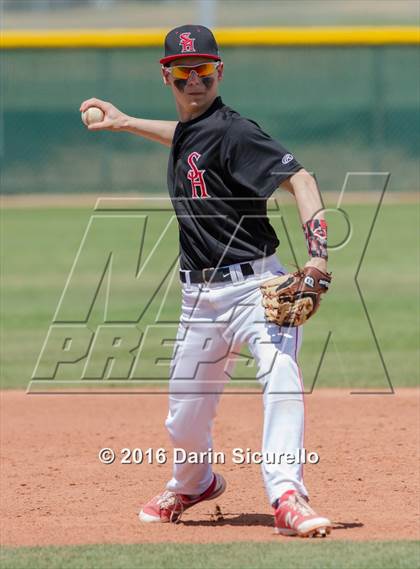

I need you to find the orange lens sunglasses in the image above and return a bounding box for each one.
[166,62,220,80]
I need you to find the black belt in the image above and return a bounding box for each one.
[180,262,254,284]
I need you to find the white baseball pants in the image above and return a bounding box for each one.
[165,254,308,505]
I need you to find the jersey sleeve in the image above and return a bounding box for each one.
[222,117,303,198]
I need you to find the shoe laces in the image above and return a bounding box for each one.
[157,490,185,523]
[283,493,316,517]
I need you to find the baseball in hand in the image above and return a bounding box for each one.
[81,106,105,126]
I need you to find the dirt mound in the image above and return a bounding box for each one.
[1,388,418,546]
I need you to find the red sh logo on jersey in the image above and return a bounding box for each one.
[186,152,209,198]
[179,32,196,53]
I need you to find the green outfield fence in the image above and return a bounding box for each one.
[1,27,419,194]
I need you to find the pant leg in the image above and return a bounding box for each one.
[224,259,308,504]
[250,324,308,504]
[165,287,235,496]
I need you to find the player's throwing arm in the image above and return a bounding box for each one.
[80,98,178,147]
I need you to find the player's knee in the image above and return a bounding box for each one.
[165,417,208,449]
[260,353,303,401]
[165,396,216,445]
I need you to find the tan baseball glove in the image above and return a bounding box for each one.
[260,266,332,327]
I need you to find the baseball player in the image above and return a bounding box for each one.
[80,25,332,537]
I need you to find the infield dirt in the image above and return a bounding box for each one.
[1,388,418,546]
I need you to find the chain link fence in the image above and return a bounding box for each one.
[1,45,419,194]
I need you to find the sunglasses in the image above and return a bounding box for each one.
[165,61,220,80]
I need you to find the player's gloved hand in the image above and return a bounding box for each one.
[260,265,332,327]
[79,98,129,131]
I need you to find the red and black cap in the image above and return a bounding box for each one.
[160,25,221,66]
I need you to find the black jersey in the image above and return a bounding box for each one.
[167,96,302,270]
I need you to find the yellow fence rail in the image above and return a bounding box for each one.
[1,26,419,49]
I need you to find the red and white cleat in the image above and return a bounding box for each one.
[274,490,332,538]
[139,473,226,523]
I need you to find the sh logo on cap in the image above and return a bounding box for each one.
[160,25,221,65]
[179,32,196,53]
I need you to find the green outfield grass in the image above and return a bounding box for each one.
[0,202,418,391]
[1,541,419,569]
